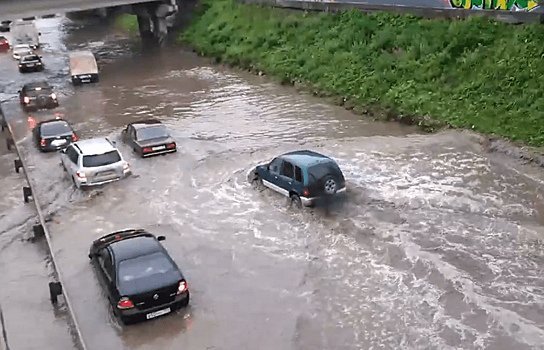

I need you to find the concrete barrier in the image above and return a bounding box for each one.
[238,0,544,23]
[0,104,88,350]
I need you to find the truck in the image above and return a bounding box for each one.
[69,51,99,85]
[10,19,40,49]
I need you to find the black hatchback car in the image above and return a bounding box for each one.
[249,150,346,208]
[32,118,78,152]
[121,119,176,158]
[19,54,44,73]
[19,81,59,112]
[88,229,190,325]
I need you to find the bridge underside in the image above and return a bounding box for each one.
[0,0,179,47]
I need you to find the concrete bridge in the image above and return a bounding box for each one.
[0,0,180,46]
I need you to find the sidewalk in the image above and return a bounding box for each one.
[0,124,75,350]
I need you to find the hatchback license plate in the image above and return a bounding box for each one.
[146,307,171,320]
[152,145,166,151]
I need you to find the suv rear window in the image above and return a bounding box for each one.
[23,55,38,62]
[82,150,121,167]
[307,162,342,182]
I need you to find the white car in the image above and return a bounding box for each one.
[60,138,131,189]
[12,44,33,60]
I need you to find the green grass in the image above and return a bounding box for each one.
[114,14,139,37]
[179,0,544,145]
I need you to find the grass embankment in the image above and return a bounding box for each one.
[114,14,139,37]
[179,0,544,146]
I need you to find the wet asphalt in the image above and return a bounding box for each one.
[1,15,544,350]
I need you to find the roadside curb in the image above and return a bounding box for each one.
[0,302,8,350]
[1,106,88,350]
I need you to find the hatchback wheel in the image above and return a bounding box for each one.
[323,176,337,196]
[290,194,302,209]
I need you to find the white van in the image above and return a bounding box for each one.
[10,20,40,49]
[69,51,99,85]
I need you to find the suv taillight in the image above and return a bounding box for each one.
[117,297,134,309]
[40,139,46,147]
[177,281,188,294]
[72,134,78,141]
[23,96,30,104]
[302,189,309,197]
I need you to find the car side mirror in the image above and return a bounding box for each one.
[157,235,166,241]
[17,90,21,93]
[38,33,41,36]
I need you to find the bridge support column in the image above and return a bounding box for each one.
[137,15,155,48]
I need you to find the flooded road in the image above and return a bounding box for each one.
[1,15,544,350]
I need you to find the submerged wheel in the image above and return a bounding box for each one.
[290,194,302,209]
[251,174,264,190]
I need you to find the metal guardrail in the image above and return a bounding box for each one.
[238,0,544,23]
[1,105,88,350]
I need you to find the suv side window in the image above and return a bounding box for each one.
[281,161,294,179]
[295,166,303,183]
[269,158,282,175]
[66,146,79,164]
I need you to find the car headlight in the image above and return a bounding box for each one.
[50,93,56,99]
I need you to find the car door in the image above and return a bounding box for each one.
[293,165,304,194]
[63,146,79,176]
[277,161,296,196]
[96,248,118,304]
[129,126,139,152]
[261,157,288,196]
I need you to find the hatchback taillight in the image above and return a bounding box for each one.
[72,134,78,141]
[117,297,134,310]
[40,139,46,147]
[177,281,188,294]
[142,147,152,153]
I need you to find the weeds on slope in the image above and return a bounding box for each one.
[180,0,544,145]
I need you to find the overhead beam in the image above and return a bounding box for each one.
[0,0,162,21]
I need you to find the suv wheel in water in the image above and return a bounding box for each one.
[290,194,302,209]
[323,176,337,196]
[251,174,264,191]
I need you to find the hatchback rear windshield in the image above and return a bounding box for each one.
[118,252,175,286]
[22,55,39,62]
[307,162,342,182]
[40,121,72,137]
[82,150,121,167]
[136,126,169,140]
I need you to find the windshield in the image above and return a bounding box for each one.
[40,121,72,137]
[15,45,30,50]
[82,150,121,167]
[118,252,175,287]
[307,162,342,182]
[136,126,169,140]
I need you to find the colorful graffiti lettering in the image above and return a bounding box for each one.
[450,0,539,10]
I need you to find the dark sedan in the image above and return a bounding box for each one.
[0,21,10,32]
[121,119,176,157]
[19,54,44,73]
[32,118,78,152]
[88,229,190,325]
[19,81,59,112]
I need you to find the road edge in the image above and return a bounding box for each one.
[1,105,88,350]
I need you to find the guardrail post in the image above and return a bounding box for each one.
[49,282,63,305]
[6,138,14,151]
[33,224,45,240]
[23,186,32,203]
[14,159,22,173]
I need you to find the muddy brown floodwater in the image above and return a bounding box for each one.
[1,15,544,350]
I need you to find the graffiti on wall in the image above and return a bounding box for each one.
[450,0,539,11]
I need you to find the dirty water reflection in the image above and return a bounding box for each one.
[1,15,544,350]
